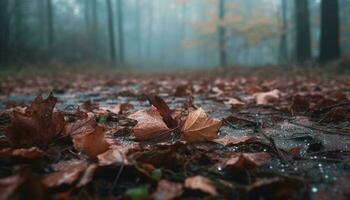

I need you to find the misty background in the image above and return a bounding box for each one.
[0,0,349,70]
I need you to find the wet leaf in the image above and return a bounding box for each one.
[213,135,255,146]
[181,108,222,142]
[3,93,65,147]
[222,152,271,169]
[72,126,110,159]
[128,106,171,141]
[254,89,281,105]
[184,175,218,196]
[147,95,178,128]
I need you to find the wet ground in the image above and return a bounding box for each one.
[0,71,350,199]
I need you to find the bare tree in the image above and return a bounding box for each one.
[320,0,340,62]
[47,0,54,47]
[106,0,116,65]
[295,0,311,63]
[218,0,227,67]
[117,0,125,65]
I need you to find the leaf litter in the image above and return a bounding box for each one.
[0,70,350,199]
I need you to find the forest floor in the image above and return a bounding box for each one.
[0,67,349,200]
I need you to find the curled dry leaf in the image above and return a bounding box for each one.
[43,160,94,188]
[224,98,245,108]
[222,152,271,169]
[3,93,65,148]
[254,89,281,105]
[181,108,222,142]
[72,126,110,159]
[147,95,178,128]
[128,106,171,141]
[213,135,255,146]
[152,180,183,200]
[184,176,218,196]
[97,147,126,166]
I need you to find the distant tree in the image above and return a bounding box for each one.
[91,0,98,53]
[117,0,125,65]
[38,0,46,46]
[295,0,311,63]
[0,0,10,64]
[47,0,54,47]
[106,0,116,65]
[320,0,340,62]
[218,0,227,67]
[279,0,288,64]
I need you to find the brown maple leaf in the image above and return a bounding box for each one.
[128,106,171,141]
[181,108,222,142]
[3,93,65,148]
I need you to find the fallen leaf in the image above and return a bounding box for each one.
[97,147,126,166]
[222,152,271,169]
[246,177,304,199]
[0,147,44,159]
[184,176,218,196]
[224,98,245,108]
[254,89,281,105]
[128,106,171,141]
[147,95,178,128]
[4,93,65,147]
[64,112,96,136]
[152,180,183,200]
[289,95,310,112]
[72,126,110,158]
[0,172,48,200]
[213,135,255,146]
[43,160,89,188]
[181,108,222,142]
[107,103,134,114]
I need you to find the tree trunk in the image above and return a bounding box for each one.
[47,0,54,47]
[319,0,340,62]
[106,0,116,66]
[91,0,98,48]
[38,0,46,47]
[218,0,227,67]
[0,0,10,64]
[295,0,311,63]
[117,0,125,65]
[279,0,288,64]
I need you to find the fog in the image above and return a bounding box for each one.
[0,0,349,70]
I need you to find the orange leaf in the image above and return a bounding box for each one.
[184,176,218,196]
[72,126,110,159]
[128,106,171,141]
[181,108,222,142]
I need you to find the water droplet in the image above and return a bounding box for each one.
[217,166,222,171]
[318,163,323,167]
[311,187,318,193]
[324,175,329,179]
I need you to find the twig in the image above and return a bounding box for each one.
[109,151,125,194]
